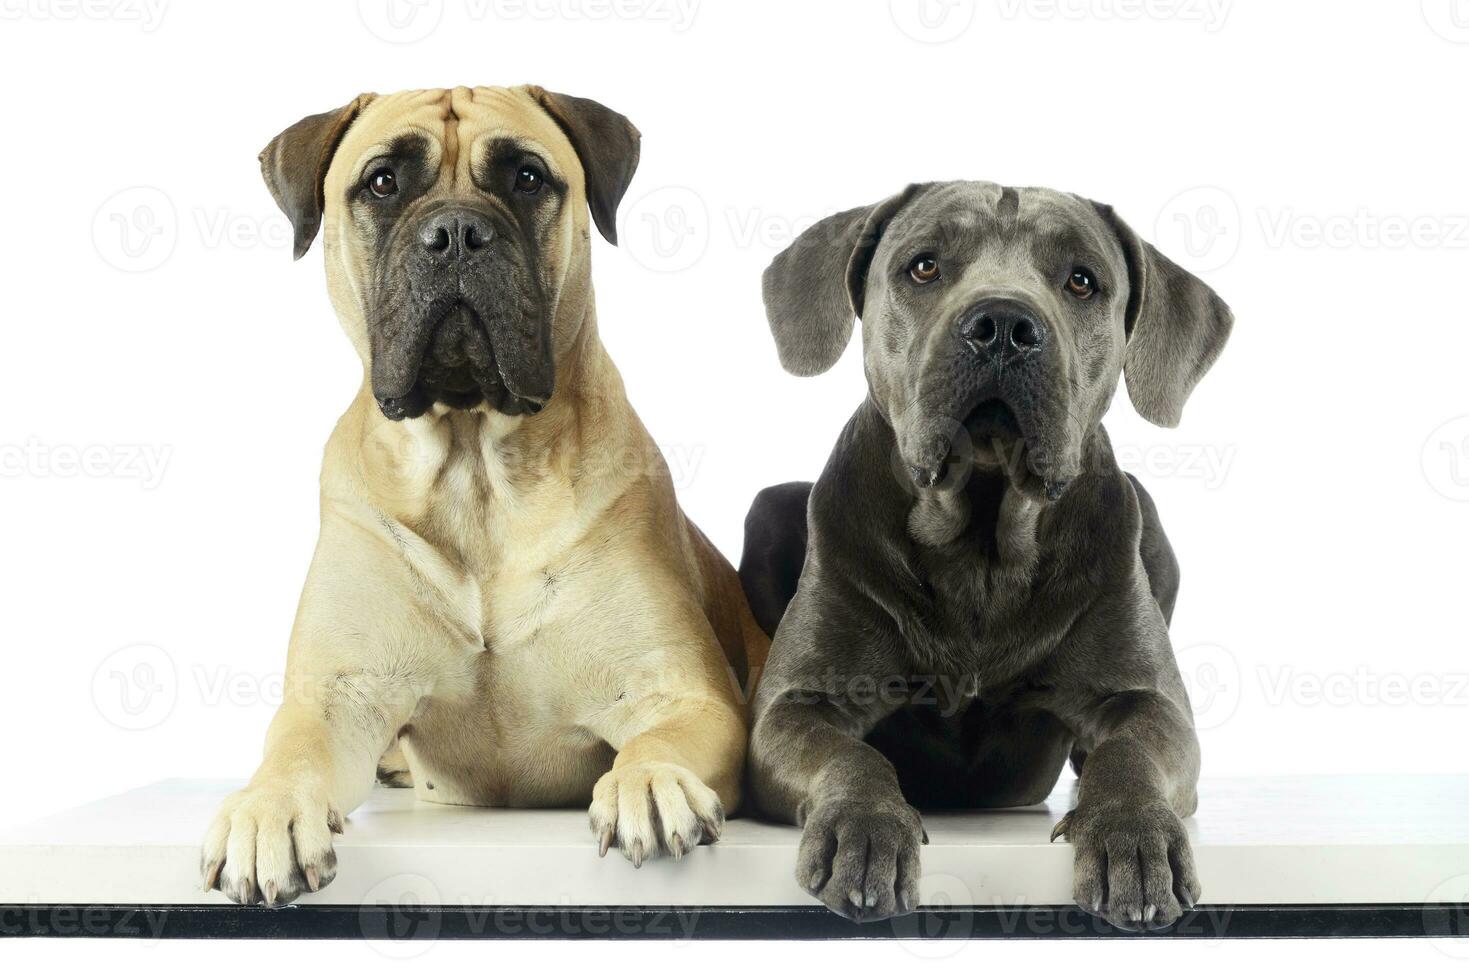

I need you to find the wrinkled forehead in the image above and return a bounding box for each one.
[329,86,580,187]
[885,182,1121,271]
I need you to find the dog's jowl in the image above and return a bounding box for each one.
[741,182,1232,929]
[200,87,768,906]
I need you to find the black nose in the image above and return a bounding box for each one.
[418,209,493,257]
[958,299,1046,356]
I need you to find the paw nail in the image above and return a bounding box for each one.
[305,867,320,892]
[1050,815,1071,842]
[848,890,864,907]
[631,842,645,868]
[1144,904,1156,921]
[598,828,613,858]
[1180,888,1195,908]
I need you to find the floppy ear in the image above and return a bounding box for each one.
[1094,202,1235,427]
[528,86,641,245]
[761,187,918,376]
[259,95,374,260]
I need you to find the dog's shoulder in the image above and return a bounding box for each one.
[807,399,910,540]
[806,404,925,584]
[796,401,937,621]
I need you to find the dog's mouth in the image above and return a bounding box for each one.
[374,302,550,422]
[906,396,1073,502]
[419,304,496,398]
[962,398,1073,501]
[963,398,1023,444]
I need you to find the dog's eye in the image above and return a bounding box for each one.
[514,165,544,195]
[367,168,398,198]
[908,255,941,284]
[1065,268,1098,299]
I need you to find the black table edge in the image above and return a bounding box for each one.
[4,903,1468,940]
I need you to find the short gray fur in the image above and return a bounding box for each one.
[742,181,1233,931]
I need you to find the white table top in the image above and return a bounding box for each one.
[3,775,1467,907]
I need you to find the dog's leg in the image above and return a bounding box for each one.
[746,582,924,922]
[1051,667,1201,931]
[587,688,745,865]
[750,693,925,921]
[1068,473,1179,790]
[199,517,444,906]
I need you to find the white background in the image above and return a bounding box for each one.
[2,0,1468,970]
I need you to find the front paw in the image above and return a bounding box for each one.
[589,762,724,866]
[200,781,342,907]
[797,798,925,922]
[1053,800,1200,931]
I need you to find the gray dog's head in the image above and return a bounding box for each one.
[763,182,1233,501]
[259,86,640,421]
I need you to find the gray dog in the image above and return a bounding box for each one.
[740,181,1233,931]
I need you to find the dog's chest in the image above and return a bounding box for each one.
[385,429,635,804]
[911,523,1086,681]
[401,644,614,808]
[398,554,623,807]
[406,428,614,640]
